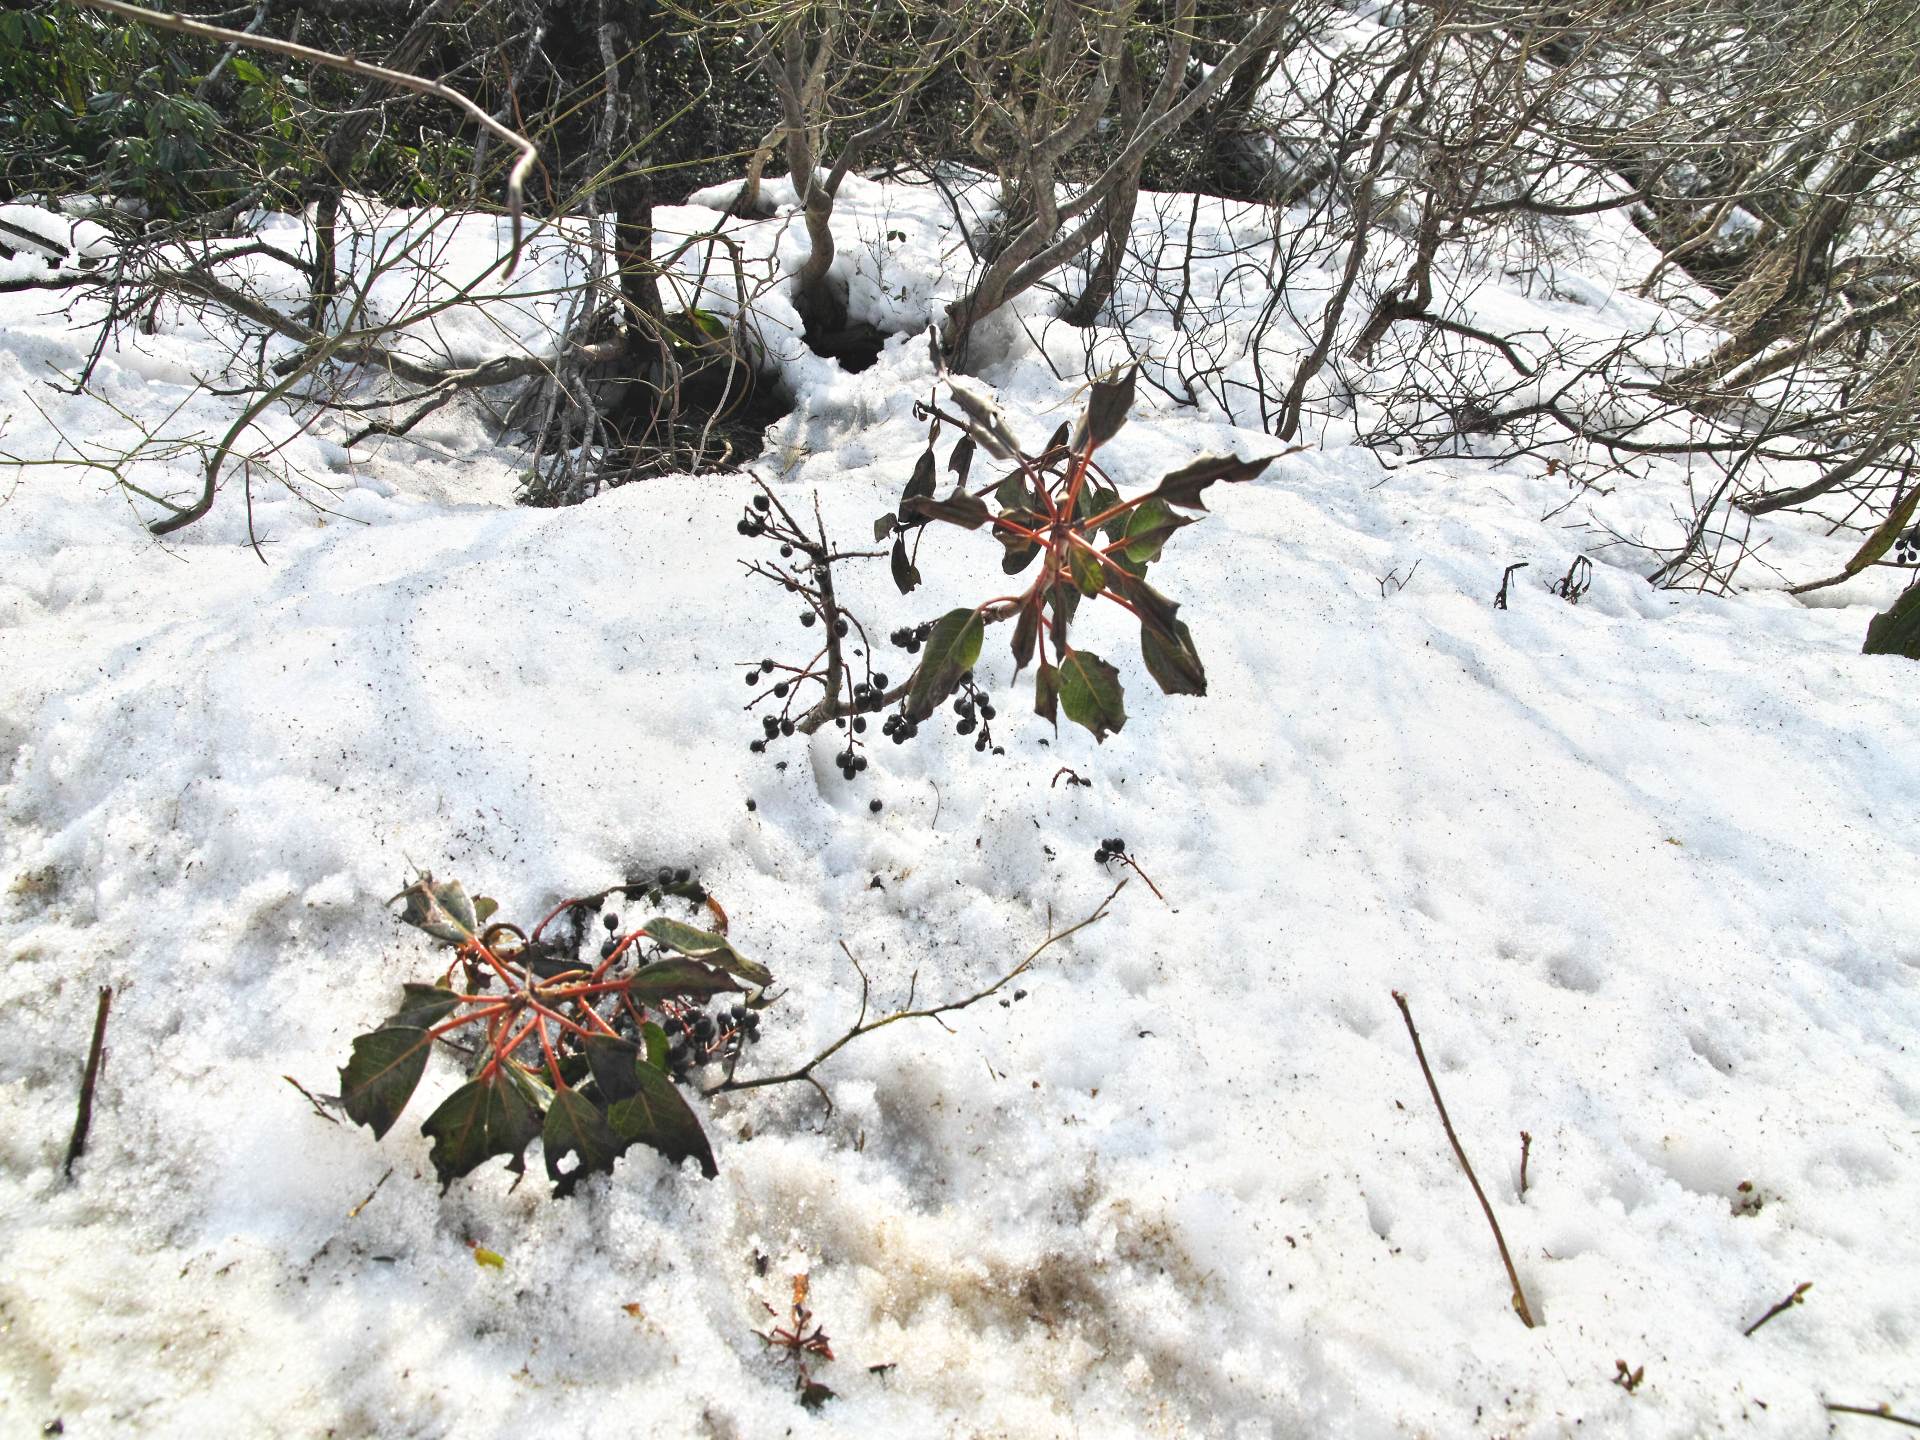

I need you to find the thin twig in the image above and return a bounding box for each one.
[1391,989,1537,1328]
[67,0,537,273]
[1825,1403,1920,1430]
[64,986,114,1178]
[1743,1281,1811,1337]
[707,882,1126,1107]
[1519,1130,1533,1200]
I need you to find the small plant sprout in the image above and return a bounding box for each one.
[877,362,1284,745]
[761,1273,837,1411]
[336,873,773,1193]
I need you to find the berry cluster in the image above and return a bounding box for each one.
[1896,526,1919,565]
[658,998,761,1075]
[888,621,935,654]
[1093,836,1127,864]
[737,481,899,786]
[951,672,1001,754]
[589,886,765,1075]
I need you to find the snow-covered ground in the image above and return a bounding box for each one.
[1,152,1917,1440]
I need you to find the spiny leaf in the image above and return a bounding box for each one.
[640,917,773,988]
[904,607,984,721]
[607,1064,718,1178]
[904,487,992,530]
[1140,616,1207,696]
[1149,451,1276,511]
[1071,364,1136,453]
[1057,650,1126,742]
[626,957,745,1004]
[543,1087,626,1196]
[385,983,462,1031]
[339,1026,435,1139]
[419,1069,541,1190]
[891,534,921,594]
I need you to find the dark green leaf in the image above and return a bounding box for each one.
[1107,569,1181,638]
[897,447,936,520]
[1040,421,1071,461]
[904,487,992,530]
[1117,499,1192,566]
[543,1087,627,1196]
[1034,658,1059,726]
[607,1064,718,1178]
[1864,584,1920,658]
[948,435,976,485]
[1057,651,1126,742]
[1069,542,1107,597]
[385,983,462,1030]
[627,958,745,1004]
[1050,576,1082,638]
[1074,480,1119,524]
[640,918,773,987]
[904,607,984,721]
[640,1021,670,1072]
[584,1035,644,1105]
[419,1069,541,1190]
[339,1026,435,1139]
[1149,452,1276,511]
[994,470,1029,512]
[995,509,1043,575]
[1011,601,1039,676]
[874,513,896,542]
[1071,365,1136,453]
[1141,616,1207,696]
[891,534,921,594]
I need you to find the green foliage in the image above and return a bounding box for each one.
[1864,584,1920,659]
[886,367,1281,744]
[335,873,762,1194]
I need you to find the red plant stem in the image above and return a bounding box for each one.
[426,1003,511,1043]
[479,1013,544,1081]
[530,895,593,943]
[535,1014,565,1085]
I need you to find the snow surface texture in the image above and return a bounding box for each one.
[1,164,1917,1440]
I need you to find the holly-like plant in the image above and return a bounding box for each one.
[877,365,1281,743]
[336,873,772,1193]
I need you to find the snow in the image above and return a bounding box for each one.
[1,136,1917,1440]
